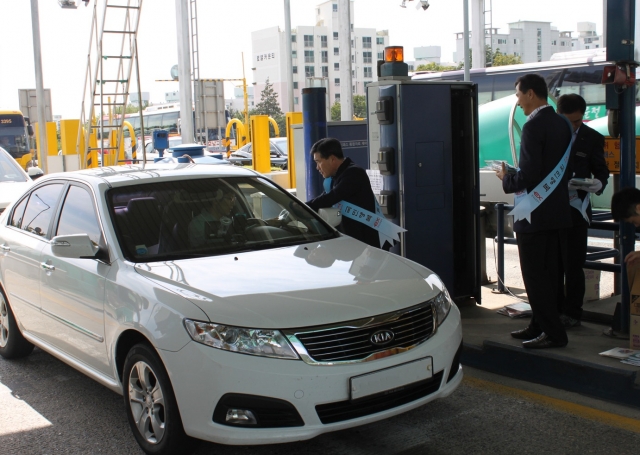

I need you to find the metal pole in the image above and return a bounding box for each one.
[339,0,353,120]
[175,0,194,143]
[284,0,294,113]
[463,0,471,81]
[496,203,505,293]
[30,0,48,174]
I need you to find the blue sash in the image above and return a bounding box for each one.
[509,116,575,223]
[323,177,406,248]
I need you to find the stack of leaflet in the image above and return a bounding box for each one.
[599,347,640,365]
[496,301,532,318]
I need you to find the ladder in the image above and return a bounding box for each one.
[77,0,144,167]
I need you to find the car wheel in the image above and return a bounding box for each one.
[0,288,34,359]
[123,343,198,455]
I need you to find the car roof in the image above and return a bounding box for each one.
[34,163,259,189]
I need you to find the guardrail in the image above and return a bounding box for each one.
[494,203,621,293]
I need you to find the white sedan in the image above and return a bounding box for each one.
[0,164,462,454]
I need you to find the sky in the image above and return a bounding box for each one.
[0,0,604,119]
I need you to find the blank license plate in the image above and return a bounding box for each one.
[349,357,433,401]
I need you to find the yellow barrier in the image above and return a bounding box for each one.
[250,115,271,173]
[286,112,302,189]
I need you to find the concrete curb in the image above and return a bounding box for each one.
[461,340,640,408]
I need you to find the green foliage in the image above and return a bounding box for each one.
[491,49,523,66]
[329,95,367,120]
[252,78,286,137]
[415,61,458,72]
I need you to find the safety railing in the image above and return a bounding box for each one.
[494,203,621,293]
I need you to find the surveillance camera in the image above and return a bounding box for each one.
[416,0,430,10]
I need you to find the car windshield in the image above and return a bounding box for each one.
[107,176,338,262]
[271,138,287,155]
[0,147,28,183]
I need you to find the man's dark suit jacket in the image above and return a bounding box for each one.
[570,123,610,225]
[502,106,573,233]
[307,157,379,248]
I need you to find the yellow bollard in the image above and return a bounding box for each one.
[250,115,271,174]
[285,112,302,189]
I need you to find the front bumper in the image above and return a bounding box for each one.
[160,304,463,445]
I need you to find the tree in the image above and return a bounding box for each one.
[252,78,285,137]
[330,95,367,121]
[415,62,458,72]
[492,49,523,67]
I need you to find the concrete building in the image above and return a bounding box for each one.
[454,21,601,65]
[225,86,254,114]
[251,1,389,112]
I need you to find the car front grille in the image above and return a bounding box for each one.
[285,301,436,364]
[316,371,444,424]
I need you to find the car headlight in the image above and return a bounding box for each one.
[184,319,300,360]
[431,289,452,326]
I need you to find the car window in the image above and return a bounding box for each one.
[56,185,103,247]
[107,177,337,262]
[0,148,28,183]
[21,183,64,238]
[9,196,29,228]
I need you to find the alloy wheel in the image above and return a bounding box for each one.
[128,360,166,444]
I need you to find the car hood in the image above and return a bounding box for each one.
[0,181,32,209]
[134,237,444,328]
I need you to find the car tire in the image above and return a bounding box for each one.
[123,343,199,455]
[0,287,34,359]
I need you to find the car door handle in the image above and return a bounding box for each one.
[41,263,55,272]
[0,244,10,252]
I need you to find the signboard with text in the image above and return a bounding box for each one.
[604,137,640,174]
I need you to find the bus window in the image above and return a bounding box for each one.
[492,73,518,100]
[128,115,141,137]
[557,66,605,104]
[145,112,162,132]
[162,111,179,134]
[473,75,493,104]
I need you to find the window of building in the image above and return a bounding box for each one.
[305,50,314,63]
[561,41,566,46]
[362,37,372,48]
[514,39,517,44]
[321,35,328,48]
[321,51,328,63]
[335,93,340,101]
[294,97,299,105]
[334,78,340,86]
[304,35,314,47]
[305,66,315,77]
[498,38,507,45]
[364,67,372,78]
[291,34,296,42]
[334,62,339,70]
[551,40,557,45]
[363,51,372,63]
[293,82,298,89]
[350,23,353,31]
[293,66,297,74]
[378,52,383,60]
[333,31,338,40]
[351,55,355,63]
[376,37,384,45]
[333,3,338,12]
[322,66,329,77]
[334,47,339,56]
[351,70,355,77]
[292,50,297,58]
[351,39,354,48]
[352,85,355,93]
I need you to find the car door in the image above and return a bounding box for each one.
[39,183,111,375]
[0,183,64,335]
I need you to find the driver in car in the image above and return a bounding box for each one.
[188,188,237,247]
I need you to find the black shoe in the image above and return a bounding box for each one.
[522,333,567,349]
[511,327,541,340]
[559,314,581,328]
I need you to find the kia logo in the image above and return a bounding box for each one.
[370,329,395,346]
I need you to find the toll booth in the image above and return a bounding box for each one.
[366,80,481,302]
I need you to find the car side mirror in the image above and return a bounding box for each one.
[51,234,99,259]
[28,166,44,180]
[318,208,342,227]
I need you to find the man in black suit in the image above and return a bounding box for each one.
[496,73,573,349]
[556,94,610,327]
[306,137,382,249]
